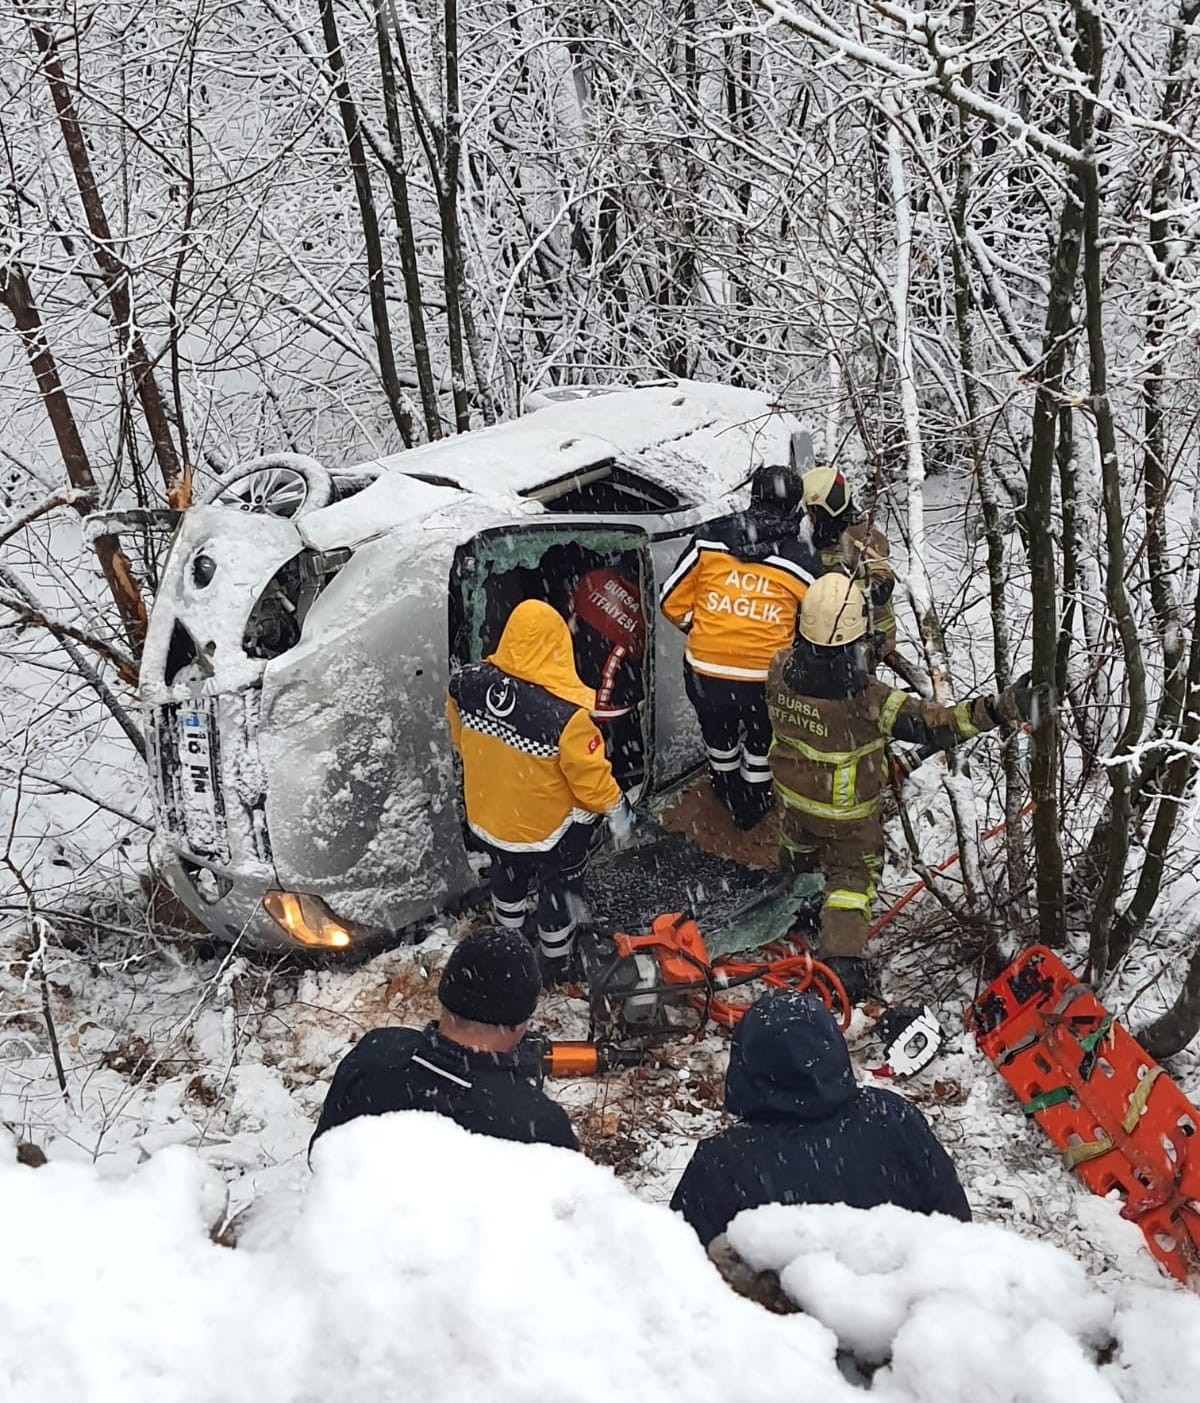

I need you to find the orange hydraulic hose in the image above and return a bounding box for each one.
[863,799,1036,943]
[705,943,852,1031]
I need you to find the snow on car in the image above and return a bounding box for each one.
[139,381,806,951]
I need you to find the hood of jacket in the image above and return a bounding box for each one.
[724,992,858,1122]
[487,599,596,710]
[726,505,810,564]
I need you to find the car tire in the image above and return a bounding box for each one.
[200,454,332,519]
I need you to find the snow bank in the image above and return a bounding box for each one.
[4,1112,1198,1403]
[0,1114,844,1403]
[727,1200,1200,1403]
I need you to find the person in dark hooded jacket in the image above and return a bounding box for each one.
[670,992,970,1246]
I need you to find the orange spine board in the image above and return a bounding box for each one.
[967,945,1200,1287]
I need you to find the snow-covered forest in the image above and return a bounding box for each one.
[4,2,1200,1398]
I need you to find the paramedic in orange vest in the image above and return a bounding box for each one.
[446,600,634,987]
[659,463,820,830]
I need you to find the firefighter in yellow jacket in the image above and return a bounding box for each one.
[767,574,1030,1002]
[446,599,633,985]
[660,463,820,829]
[801,466,898,667]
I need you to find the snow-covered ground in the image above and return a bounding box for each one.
[3,894,1196,1289]
[4,1107,1199,1403]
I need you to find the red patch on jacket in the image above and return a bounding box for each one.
[588,735,601,754]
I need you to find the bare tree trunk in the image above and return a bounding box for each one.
[0,259,147,648]
[1075,9,1147,976]
[317,0,414,446]
[23,15,185,504]
[1133,0,1199,803]
[374,6,442,440]
[884,99,984,924]
[1054,390,1101,772]
[439,0,474,431]
[948,2,1026,922]
[883,107,943,682]
[1110,570,1200,964]
[1138,938,1200,1060]
[166,8,202,508]
[1098,0,1200,970]
[1023,142,1083,948]
[660,0,699,377]
[388,0,472,430]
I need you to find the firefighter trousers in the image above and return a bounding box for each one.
[684,666,774,827]
[779,811,884,959]
[485,822,595,961]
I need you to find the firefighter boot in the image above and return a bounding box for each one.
[538,929,583,992]
[731,778,775,831]
[822,956,879,1011]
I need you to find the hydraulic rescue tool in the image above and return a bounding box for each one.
[515,1034,646,1086]
[514,914,851,1085]
[577,912,851,1041]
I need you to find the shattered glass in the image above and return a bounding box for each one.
[588,829,821,957]
[452,524,648,664]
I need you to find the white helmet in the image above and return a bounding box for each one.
[801,466,853,519]
[798,573,869,647]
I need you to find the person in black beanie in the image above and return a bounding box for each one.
[311,928,578,1153]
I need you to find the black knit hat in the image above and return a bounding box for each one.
[438,928,541,1027]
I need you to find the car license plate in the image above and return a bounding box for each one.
[178,700,227,860]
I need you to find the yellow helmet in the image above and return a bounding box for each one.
[798,573,869,647]
[801,466,852,519]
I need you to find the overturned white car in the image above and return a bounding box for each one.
[140,381,805,950]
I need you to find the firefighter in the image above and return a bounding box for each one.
[766,573,1031,1003]
[801,466,898,668]
[567,565,646,789]
[659,463,820,830]
[446,599,634,986]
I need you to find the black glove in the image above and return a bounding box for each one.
[987,684,1034,725]
[513,1032,549,1089]
[869,576,896,607]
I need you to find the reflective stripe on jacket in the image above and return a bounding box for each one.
[659,510,818,682]
[765,649,997,824]
[446,601,621,851]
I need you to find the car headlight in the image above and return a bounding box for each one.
[262,890,355,949]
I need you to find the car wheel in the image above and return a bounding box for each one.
[200,454,332,519]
